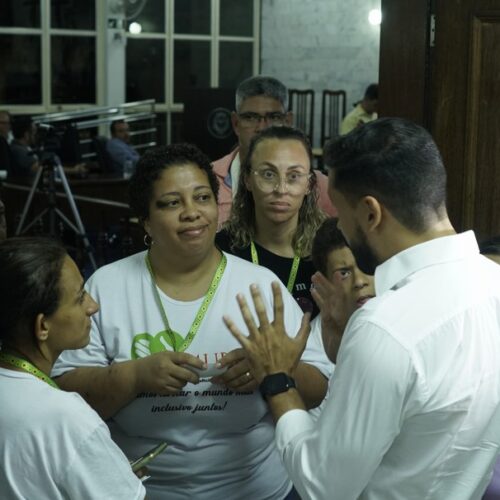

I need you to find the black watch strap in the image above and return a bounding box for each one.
[259,373,296,399]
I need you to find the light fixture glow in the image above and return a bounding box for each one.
[368,9,382,26]
[129,22,142,34]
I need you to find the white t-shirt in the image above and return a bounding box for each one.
[0,368,145,500]
[54,251,331,500]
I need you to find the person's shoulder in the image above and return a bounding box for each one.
[212,148,238,176]
[88,251,147,285]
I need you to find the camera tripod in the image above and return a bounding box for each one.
[15,154,97,271]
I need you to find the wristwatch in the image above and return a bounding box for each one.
[259,373,296,399]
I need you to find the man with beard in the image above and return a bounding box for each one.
[223,118,500,499]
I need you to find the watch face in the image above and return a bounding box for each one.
[259,373,296,398]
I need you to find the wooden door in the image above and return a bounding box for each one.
[429,0,500,239]
[379,0,500,239]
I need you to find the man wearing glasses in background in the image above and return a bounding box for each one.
[212,76,336,227]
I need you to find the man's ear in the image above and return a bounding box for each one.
[34,313,49,342]
[360,195,383,232]
[231,111,240,138]
[285,111,293,127]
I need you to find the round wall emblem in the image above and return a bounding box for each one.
[207,107,233,139]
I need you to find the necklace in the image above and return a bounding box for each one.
[0,352,59,389]
[145,252,227,352]
[250,241,300,293]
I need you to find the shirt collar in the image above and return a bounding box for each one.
[374,231,479,295]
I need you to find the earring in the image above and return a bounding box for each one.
[144,233,153,247]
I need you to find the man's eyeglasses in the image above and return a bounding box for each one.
[252,168,311,194]
[238,112,287,128]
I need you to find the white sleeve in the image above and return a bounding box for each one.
[61,421,146,500]
[275,320,415,500]
[300,315,335,380]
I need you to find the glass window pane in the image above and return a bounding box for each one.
[0,35,41,104]
[219,42,253,89]
[220,0,253,36]
[51,0,95,30]
[51,36,96,104]
[126,38,165,102]
[171,112,184,143]
[174,41,210,103]
[174,0,210,34]
[0,1,40,28]
[126,0,164,33]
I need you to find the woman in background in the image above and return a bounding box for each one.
[217,125,326,317]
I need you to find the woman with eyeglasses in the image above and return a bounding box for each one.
[0,237,145,499]
[216,125,326,317]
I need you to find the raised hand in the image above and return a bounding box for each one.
[223,281,311,383]
[311,271,352,363]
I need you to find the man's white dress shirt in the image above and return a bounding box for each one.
[276,231,500,500]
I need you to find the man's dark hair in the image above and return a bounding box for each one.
[311,218,347,275]
[0,237,66,342]
[364,83,378,101]
[129,143,219,221]
[110,119,126,136]
[12,116,33,140]
[479,236,500,256]
[324,117,447,232]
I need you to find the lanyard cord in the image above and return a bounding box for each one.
[250,241,300,293]
[0,352,59,389]
[145,252,227,352]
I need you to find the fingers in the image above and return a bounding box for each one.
[250,283,271,328]
[223,314,252,350]
[271,281,284,326]
[216,348,244,368]
[236,292,260,338]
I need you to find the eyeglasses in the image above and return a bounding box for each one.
[238,112,287,128]
[252,168,311,194]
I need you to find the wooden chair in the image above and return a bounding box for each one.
[320,89,347,147]
[288,89,315,145]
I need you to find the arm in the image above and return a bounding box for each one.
[56,352,206,420]
[225,281,414,499]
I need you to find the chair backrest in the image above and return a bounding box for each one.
[288,89,315,145]
[320,90,347,146]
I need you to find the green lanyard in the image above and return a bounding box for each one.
[250,241,300,293]
[145,252,227,352]
[0,352,59,389]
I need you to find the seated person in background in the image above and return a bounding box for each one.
[217,125,326,318]
[9,116,39,178]
[106,119,139,175]
[0,110,12,173]
[212,75,336,226]
[480,235,500,265]
[340,83,378,135]
[9,117,88,180]
[0,237,145,499]
[52,143,330,500]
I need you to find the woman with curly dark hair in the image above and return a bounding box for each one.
[53,143,331,500]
